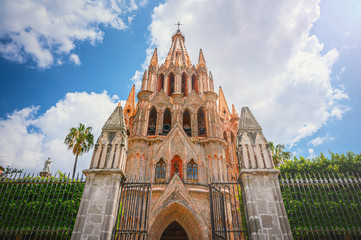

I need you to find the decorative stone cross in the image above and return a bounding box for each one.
[175,21,183,30]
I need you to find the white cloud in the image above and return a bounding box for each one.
[308,134,335,147]
[142,0,349,146]
[0,0,141,68]
[0,91,120,173]
[69,54,81,65]
[336,67,346,80]
[131,70,143,91]
[308,148,316,159]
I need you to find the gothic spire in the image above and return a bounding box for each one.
[103,104,126,132]
[150,48,158,66]
[197,49,206,68]
[123,85,136,117]
[218,87,231,119]
[238,107,262,131]
[231,104,239,118]
[165,30,191,68]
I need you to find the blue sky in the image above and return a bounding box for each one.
[0,0,360,173]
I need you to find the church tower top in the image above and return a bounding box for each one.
[165,29,191,68]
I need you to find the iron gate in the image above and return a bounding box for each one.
[209,181,248,240]
[113,181,152,240]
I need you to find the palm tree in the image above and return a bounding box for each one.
[268,141,291,167]
[64,123,94,178]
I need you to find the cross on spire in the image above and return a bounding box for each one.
[175,21,183,30]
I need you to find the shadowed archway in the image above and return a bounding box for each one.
[148,202,208,240]
[161,221,189,240]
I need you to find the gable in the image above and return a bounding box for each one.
[153,123,198,164]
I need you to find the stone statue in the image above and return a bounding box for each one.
[43,157,52,172]
[174,162,179,173]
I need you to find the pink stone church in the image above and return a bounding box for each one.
[85,29,276,240]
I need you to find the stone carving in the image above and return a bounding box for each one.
[42,157,52,172]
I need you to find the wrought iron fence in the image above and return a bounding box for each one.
[209,179,248,240]
[280,172,361,240]
[0,172,85,240]
[112,181,152,240]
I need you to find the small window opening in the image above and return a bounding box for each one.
[155,159,166,183]
[197,107,206,137]
[157,74,164,93]
[163,108,172,135]
[168,72,175,96]
[182,73,187,96]
[192,74,198,94]
[183,109,191,137]
[187,160,198,181]
[148,107,157,136]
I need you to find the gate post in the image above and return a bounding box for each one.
[237,107,292,240]
[71,105,128,240]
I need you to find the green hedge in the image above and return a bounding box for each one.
[0,174,85,239]
[279,152,361,239]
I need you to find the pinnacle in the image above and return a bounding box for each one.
[198,49,206,66]
[150,48,158,65]
[238,107,262,131]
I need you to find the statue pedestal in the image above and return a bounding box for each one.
[39,171,51,177]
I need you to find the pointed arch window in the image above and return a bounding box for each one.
[155,159,166,182]
[148,107,157,136]
[157,74,164,93]
[183,109,191,137]
[168,72,175,96]
[197,107,207,137]
[163,108,172,135]
[192,74,198,94]
[187,160,198,181]
[181,73,188,96]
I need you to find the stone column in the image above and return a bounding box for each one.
[72,105,129,240]
[237,107,292,240]
[240,169,292,240]
[71,169,126,240]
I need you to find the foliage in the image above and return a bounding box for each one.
[279,151,361,239]
[0,174,85,239]
[0,166,23,175]
[64,123,94,179]
[279,151,361,177]
[280,177,361,239]
[268,141,291,167]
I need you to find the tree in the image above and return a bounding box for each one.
[64,123,94,178]
[268,141,291,167]
[279,151,361,176]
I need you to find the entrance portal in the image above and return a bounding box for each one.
[160,221,189,240]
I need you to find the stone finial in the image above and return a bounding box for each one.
[150,48,158,66]
[231,104,239,118]
[238,107,262,131]
[218,87,231,119]
[124,85,136,116]
[102,105,126,132]
[197,49,206,67]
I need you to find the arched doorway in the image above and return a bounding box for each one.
[161,221,189,240]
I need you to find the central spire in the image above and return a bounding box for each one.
[165,29,191,68]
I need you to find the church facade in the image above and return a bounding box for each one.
[73,30,291,240]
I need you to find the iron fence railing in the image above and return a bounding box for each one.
[280,172,361,240]
[210,179,248,240]
[113,181,152,240]
[0,172,85,240]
